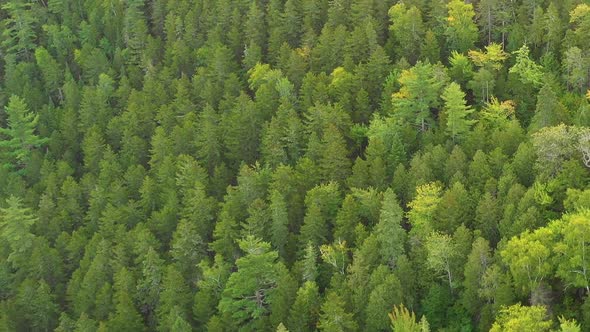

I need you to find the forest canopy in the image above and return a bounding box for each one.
[0,0,590,331]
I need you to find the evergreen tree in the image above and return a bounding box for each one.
[108,268,145,331]
[392,62,448,131]
[319,124,350,184]
[0,196,36,269]
[445,0,478,53]
[0,95,47,172]
[317,292,357,332]
[388,304,430,332]
[157,265,192,332]
[218,236,282,330]
[270,190,289,259]
[1,2,38,60]
[529,84,568,133]
[442,82,475,142]
[375,189,406,267]
[388,3,425,63]
[288,281,320,332]
[193,255,231,327]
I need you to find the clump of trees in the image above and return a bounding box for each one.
[0,0,589,331]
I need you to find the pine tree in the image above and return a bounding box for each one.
[193,255,231,327]
[157,265,192,332]
[442,83,475,142]
[445,0,478,53]
[0,196,37,269]
[461,237,491,319]
[334,195,359,245]
[16,279,59,331]
[108,268,145,331]
[299,203,327,253]
[388,304,430,332]
[1,2,38,60]
[0,95,47,173]
[123,0,149,65]
[301,243,318,282]
[365,274,403,332]
[218,236,281,330]
[195,104,222,174]
[375,189,406,267]
[388,3,425,63]
[136,247,164,329]
[270,190,289,259]
[35,47,63,99]
[288,281,321,332]
[319,124,350,184]
[317,292,357,332]
[392,62,448,131]
[529,84,568,132]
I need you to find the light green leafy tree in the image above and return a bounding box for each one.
[554,210,590,293]
[425,232,458,290]
[489,304,551,332]
[407,183,443,240]
[509,44,545,88]
[388,304,430,332]
[501,227,556,296]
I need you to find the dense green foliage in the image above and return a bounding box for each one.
[0,0,589,331]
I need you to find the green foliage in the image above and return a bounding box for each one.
[0,1,588,330]
[529,84,568,133]
[288,281,320,332]
[375,189,406,266]
[388,304,430,332]
[442,82,475,141]
[0,196,36,268]
[388,4,424,63]
[501,227,555,295]
[425,232,458,289]
[218,236,282,330]
[1,2,38,60]
[509,44,545,88]
[392,62,448,131]
[407,183,442,240]
[0,95,47,173]
[445,0,478,53]
[317,292,357,332]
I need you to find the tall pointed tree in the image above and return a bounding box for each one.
[317,292,357,332]
[392,62,448,132]
[445,0,478,53]
[0,95,47,172]
[1,2,38,60]
[218,236,282,330]
[441,82,475,142]
[0,196,36,269]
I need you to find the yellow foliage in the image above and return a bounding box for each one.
[570,4,590,24]
[468,43,508,70]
